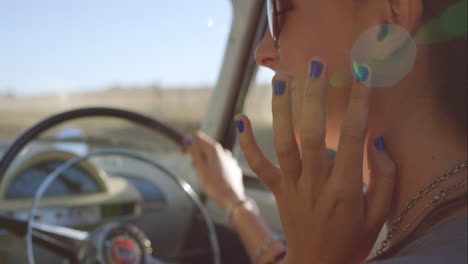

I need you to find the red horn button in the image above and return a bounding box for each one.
[111,236,142,264]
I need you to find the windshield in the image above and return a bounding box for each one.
[0,0,232,145]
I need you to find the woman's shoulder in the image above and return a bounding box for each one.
[367,214,467,264]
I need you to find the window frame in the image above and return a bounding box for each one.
[200,1,268,150]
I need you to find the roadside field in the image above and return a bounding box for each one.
[0,85,278,174]
[0,87,211,141]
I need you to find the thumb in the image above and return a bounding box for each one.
[364,136,396,230]
[235,114,280,191]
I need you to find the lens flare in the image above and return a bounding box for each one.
[332,1,466,89]
[415,0,467,45]
[350,24,417,88]
[329,71,353,89]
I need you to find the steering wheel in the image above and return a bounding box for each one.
[0,107,221,264]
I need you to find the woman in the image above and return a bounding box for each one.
[183,0,467,263]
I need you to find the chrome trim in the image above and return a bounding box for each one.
[27,149,221,264]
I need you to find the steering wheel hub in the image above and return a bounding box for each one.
[109,236,141,264]
[91,223,152,264]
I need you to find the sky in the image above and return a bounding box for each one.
[0,0,273,96]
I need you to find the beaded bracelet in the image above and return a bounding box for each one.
[264,250,287,264]
[254,235,282,263]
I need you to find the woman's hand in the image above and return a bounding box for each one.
[235,58,396,264]
[182,131,245,210]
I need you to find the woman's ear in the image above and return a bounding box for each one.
[389,0,423,34]
[363,0,422,61]
[349,0,420,88]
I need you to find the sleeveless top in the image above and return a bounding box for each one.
[366,214,467,264]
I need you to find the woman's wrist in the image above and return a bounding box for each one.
[227,197,259,225]
[218,191,246,211]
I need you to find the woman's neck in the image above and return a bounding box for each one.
[382,111,467,224]
[366,57,468,247]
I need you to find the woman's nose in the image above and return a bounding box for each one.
[254,31,279,70]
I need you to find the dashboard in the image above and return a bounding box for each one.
[5,160,102,198]
[0,140,267,264]
[0,143,207,263]
[0,145,171,228]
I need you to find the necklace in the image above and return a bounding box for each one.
[376,161,468,255]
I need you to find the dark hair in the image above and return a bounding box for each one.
[424,0,467,137]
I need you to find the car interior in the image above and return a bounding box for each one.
[0,1,286,263]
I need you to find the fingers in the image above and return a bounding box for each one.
[186,135,206,173]
[182,131,216,169]
[364,135,396,229]
[271,74,302,181]
[224,148,233,157]
[332,65,372,189]
[184,131,222,154]
[181,137,193,154]
[193,131,219,151]
[300,57,330,187]
[235,114,281,191]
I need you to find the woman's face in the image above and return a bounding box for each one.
[255,0,383,149]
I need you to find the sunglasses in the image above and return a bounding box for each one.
[266,0,294,48]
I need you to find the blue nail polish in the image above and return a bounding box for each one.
[374,136,385,151]
[356,66,369,82]
[309,60,323,78]
[236,120,244,133]
[274,80,286,96]
[184,138,193,146]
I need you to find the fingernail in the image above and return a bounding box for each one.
[274,80,286,96]
[374,136,385,151]
[184,138,193,146]
[309,60,323,78]
[235,120,244,133]
[355,65,369,82]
